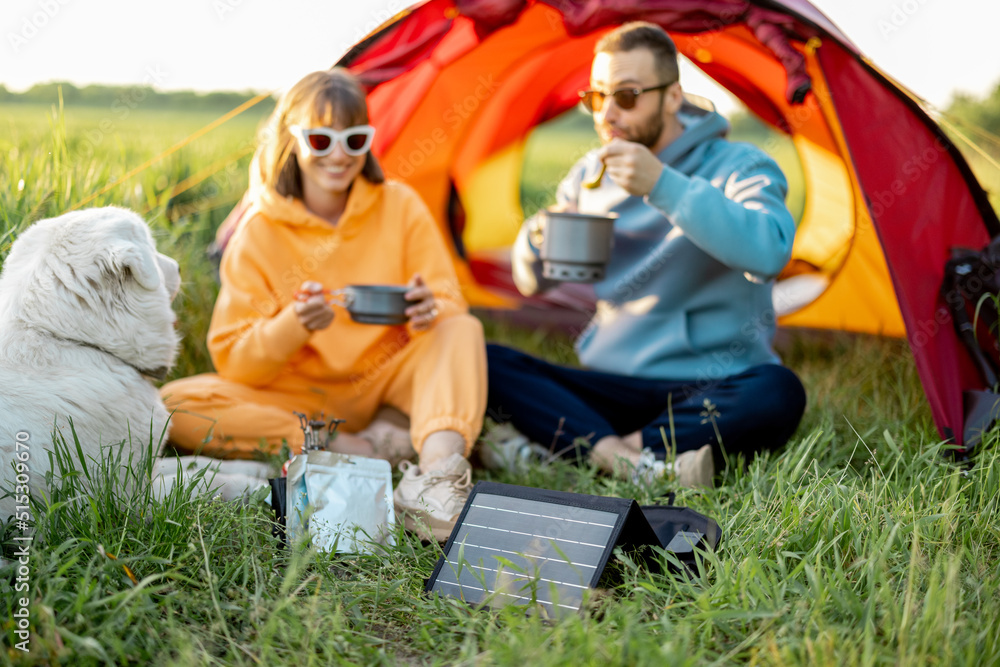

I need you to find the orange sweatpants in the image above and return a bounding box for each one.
[161,314,486,459]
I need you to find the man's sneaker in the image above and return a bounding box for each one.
[674,444,715,489]
[631,444,715,489]
[393,453,472,542]
[479,423,549,472]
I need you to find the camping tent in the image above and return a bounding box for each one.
[330,0,998,450]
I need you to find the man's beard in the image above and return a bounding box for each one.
[599,94,666,149]
[629,112,665,149]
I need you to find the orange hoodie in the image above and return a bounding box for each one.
[208,176,467,389]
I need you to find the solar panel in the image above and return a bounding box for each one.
[426,482,721,617]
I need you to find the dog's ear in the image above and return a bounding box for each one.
[107,239,161,291]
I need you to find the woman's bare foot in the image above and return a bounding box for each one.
[326,431,376,457]
[357,408,415,465]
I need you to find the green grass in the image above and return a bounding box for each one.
[2,100,1000,665]
[961,151,1000,215]
[0,101,264,380]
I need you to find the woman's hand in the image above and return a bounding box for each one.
[405,274,438,332]
[294,281,335,331]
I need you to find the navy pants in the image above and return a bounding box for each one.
[486,343,807,463]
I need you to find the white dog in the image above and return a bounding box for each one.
[0,207,181,519]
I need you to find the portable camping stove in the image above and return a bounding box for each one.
[293,411,346,453]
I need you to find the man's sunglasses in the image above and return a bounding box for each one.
[289,124,376,157]
[578,82,675,113]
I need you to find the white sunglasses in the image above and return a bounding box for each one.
[289,124,376,157]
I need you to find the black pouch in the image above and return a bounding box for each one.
[269,477,287,547]
[640,505,723,575]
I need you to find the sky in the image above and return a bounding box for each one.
[2,0,999,115]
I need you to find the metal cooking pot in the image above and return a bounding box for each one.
[536,210,617,283]
[328,285,413,325]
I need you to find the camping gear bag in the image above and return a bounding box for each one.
[285,451,395,554]
[943,236,1000,457]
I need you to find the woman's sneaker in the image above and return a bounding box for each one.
[479,423,549,472]
[393,453,472,542]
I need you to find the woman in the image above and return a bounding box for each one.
[161,69,486,541]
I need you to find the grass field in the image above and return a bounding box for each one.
[1,100,999,666]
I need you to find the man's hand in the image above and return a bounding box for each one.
[294,281,335,332]
[596,138,664,196]
[548,200,578,214]
[404,274,438,332]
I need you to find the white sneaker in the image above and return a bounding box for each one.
[675,444,715,489]
[393,453,472,542]
[631,445,715,489]
[479,423,549,472]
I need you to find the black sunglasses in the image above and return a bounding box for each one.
[578,81,675,113]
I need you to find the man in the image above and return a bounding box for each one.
[485,21,806,487]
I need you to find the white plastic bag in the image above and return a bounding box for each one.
[286,451,395,554]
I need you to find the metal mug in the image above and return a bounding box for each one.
[536,210,617,283]
[326,284,413,325]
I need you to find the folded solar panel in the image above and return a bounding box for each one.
[426,481,721,617]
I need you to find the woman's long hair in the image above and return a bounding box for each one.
[255,69,385,198]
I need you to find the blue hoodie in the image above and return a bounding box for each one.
[512,103,796,381]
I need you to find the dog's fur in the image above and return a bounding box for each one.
[0,207,180,518]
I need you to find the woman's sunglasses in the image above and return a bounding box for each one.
[578,82,675,113]
[289,124,376,157]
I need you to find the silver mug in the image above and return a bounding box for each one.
[326,284,413,325]
[536,210,617,283]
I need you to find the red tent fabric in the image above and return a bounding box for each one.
[332,0,998,450]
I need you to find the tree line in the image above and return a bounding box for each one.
[3,77,998,141]
[0,82,276,114]
[948,81,1000,141]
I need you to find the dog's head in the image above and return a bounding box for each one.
[0,206,181,379]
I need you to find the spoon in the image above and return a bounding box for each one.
[582,161,606,189]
